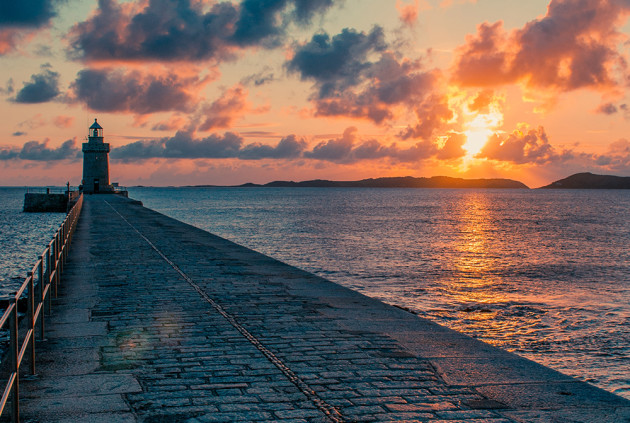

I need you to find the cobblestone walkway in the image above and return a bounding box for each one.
[18,195,630,422]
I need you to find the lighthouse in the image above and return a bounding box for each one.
[82,119,111,193]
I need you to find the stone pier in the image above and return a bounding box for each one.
[17,195,630,422]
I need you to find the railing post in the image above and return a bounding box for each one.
[62,221,67,263]
[38,254,45,338]
[10,301,19,423]
[27,272,36,375]
[46,245,52,313]
[54,233,59,297]
[58,229,63,276]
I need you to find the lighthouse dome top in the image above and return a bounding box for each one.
[89,119,103,130]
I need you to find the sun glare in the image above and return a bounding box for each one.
[462,105,504,158]
[463,126,494,158]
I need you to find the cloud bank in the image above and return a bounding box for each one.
[69,68,204,113]
[110,131,306,161]
[108,127,467,164]
[68,0,336,63]
[0,138,79,161]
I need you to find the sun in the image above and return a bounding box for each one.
[462,106,503,158]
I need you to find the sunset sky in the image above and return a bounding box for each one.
[1,0,630,187]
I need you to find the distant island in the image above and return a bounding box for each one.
[165,172,630,190]
[539,172,630,189]
[234,176,529,189]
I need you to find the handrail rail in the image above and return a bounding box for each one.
[0,193,83,422]
[25,187,78,194]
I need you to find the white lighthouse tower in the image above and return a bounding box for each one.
[82,119,112,193]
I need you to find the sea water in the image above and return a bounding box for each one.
[127,186,630,400]
[0,187,65,297]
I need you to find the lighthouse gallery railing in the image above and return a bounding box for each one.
[0,193,83,422]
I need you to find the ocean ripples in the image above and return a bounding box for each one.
[0,188,65,298]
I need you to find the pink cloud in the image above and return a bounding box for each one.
[0,29,21,55]
[593,138,630,170]
[199,85,249,131]
[152,115,189,132]
[396,0,422,26]
[53,115,74,128]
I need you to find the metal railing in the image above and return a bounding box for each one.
[24,187,70,194]
[0,193,83,422]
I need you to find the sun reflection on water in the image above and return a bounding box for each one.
[437,192,545,348]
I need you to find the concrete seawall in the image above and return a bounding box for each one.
[23,190,81,212]
[23,193,68,212]
[18,195,630,422]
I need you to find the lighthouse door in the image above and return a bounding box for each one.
[94,179,100,193]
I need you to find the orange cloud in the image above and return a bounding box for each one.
[468,89,495,113]
[452,0,630,95]
[396,0,422,26]
[476,125,570,164]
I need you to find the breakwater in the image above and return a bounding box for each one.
[9,195,630,422]
[22,188,81,213]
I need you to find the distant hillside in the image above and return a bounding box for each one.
[239,176,529,189]
[539,172,630,189]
